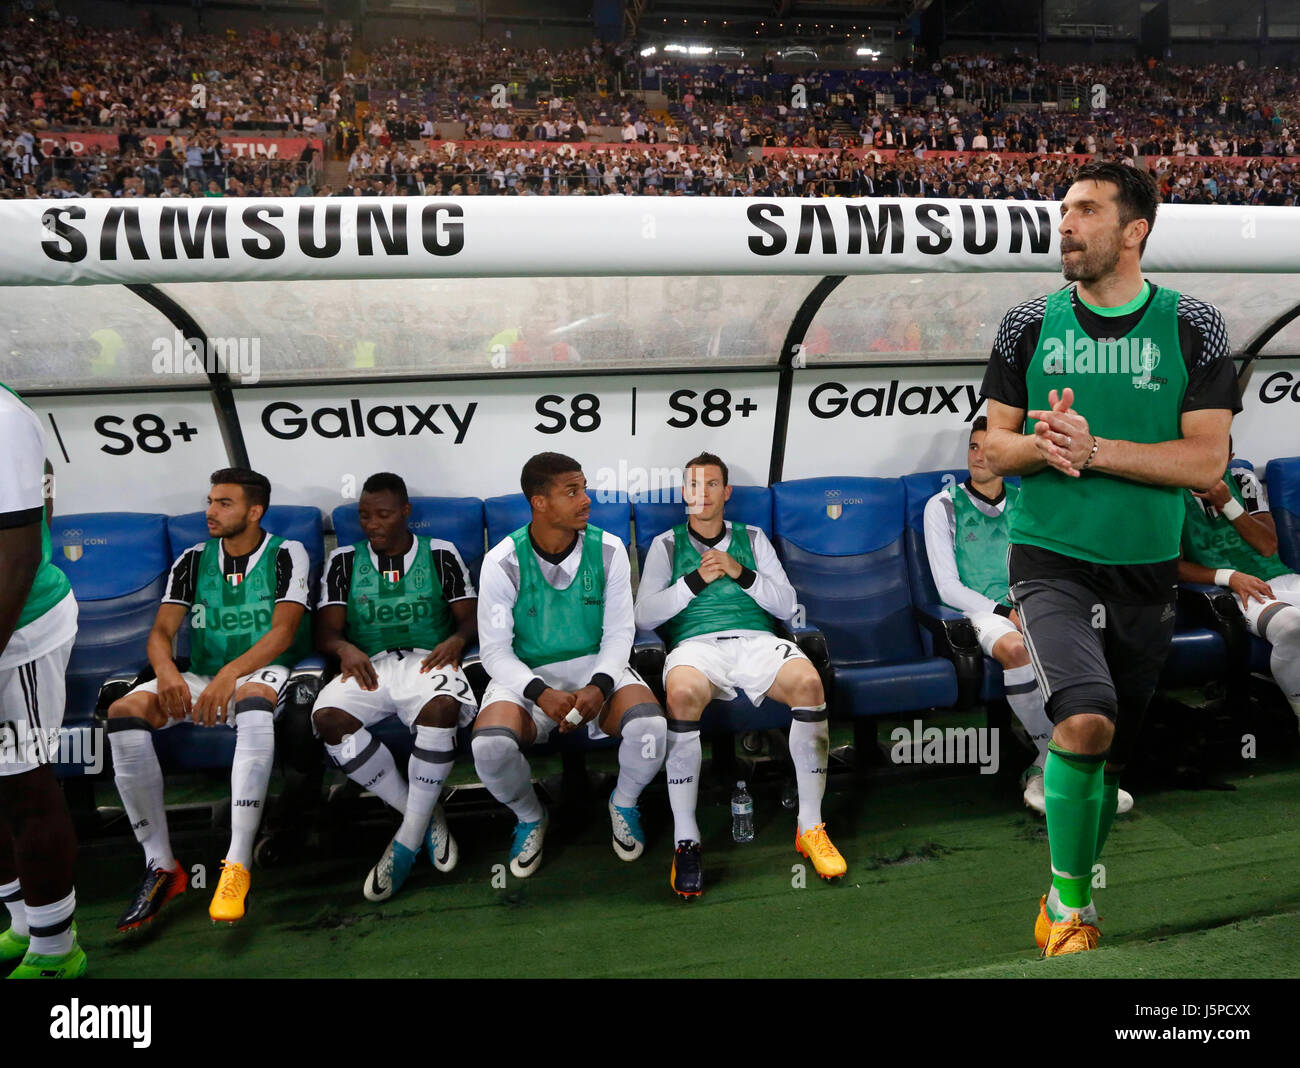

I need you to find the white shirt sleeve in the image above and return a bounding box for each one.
[476,539,537,698]
[319,545,350,608]
[742,528,799,622]
[633,531,694,632]
[923,491,1000,615]
[591,533,634,682]
[0,404,46,523]
[277,539,312,607]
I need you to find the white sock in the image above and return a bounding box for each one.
[109,723,175,870]
[27,891,75,957]
[612,706,666,809]
[396,725,456,852]
[228,708,275,869]
[789,711,829,831]
[1,878,27,937]
[1003,663,1052,766]
[472,729,543,823]
[1263,606,1300,718]
[1046,883,1098,925]
[325,727,408,813]
[665,723,702,843]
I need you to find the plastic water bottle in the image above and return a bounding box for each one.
[731,780,754,843]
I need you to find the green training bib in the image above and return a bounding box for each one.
[1012,286,1188,565]
[664,522,775,646]
[345,536,455,655]
[188,534,311,676]
[510,525,606,669]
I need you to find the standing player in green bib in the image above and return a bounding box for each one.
[312,473,479,902]
[0,383,85,978]
[107,468,312,929]
[981,162,1239,956]
[473,453,666,879]
[1178,441,1300,723]
[636,453,843,896]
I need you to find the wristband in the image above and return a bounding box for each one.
[1214,569,1236,587]
[1221,497,1245,521]
[1080,435,1099,470]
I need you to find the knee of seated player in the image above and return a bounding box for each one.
[992,633,1031,670]
[234,681,278,708]
[470,726,522,764]
[774,661,824,709]
[108,691,166,729]
[665,670,711,718]
[415,695,459,729]
[311,705,358,746]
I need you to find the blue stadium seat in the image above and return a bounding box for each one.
[1266,456,1300,574]
[772,478,958,717]
[899,469,998,701]
[485,493,631,549]
[632,486,773,570]
[332,497,487,584]
[50,513,172,777]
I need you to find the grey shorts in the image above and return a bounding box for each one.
[1008,575,1176,758]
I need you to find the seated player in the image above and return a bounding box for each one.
[1,393,84,979]
[473,452,666,878]
[923,416,1133,816]
[106,468,311,928]
[635,452,845,897]
[312,472,479,901]
[1178,442,1300,723]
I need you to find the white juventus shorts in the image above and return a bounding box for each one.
[1240,572,1300,636]
[663,633,809,707]
[0,636,73,777]
[314,648,478,729]
[130,664,292,728]
[481,656,646,744]
[967,611,1021,659]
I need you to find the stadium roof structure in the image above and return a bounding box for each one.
[2,195,1297,410]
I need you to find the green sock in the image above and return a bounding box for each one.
[1044,742,1106,916]
[1094,771,1121,862]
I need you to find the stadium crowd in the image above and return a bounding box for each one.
[0,15,1297,201]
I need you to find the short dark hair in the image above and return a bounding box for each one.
[1069,161,1159,253]
[969,415,988,438]
[362,471,409,506]
[521,452,583,500]
[685,452,729,486]
[210,467,271,512]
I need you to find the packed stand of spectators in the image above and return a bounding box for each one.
[0,15,349,196]
[332,141,1297,206]
[2,15,1299,201]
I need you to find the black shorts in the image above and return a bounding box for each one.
[1008,546,1178,765]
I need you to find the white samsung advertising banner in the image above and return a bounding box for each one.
[37,391,226,516]
[4,197,1299,285]
[233,373,777,516]
[784,365,986,480]
[786,358,1300,484]
[28,361,1298,521]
